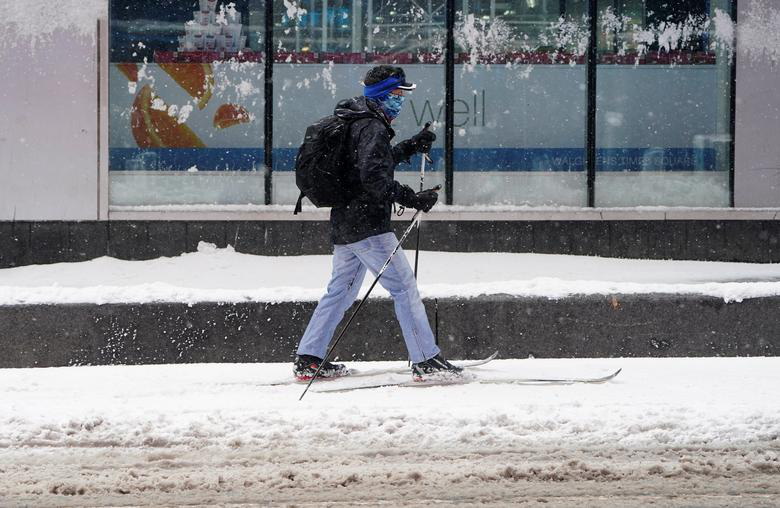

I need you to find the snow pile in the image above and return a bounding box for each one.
[738,0,780,65]
[453,6,739,76]
[282,0,307,21]
[0,0,106,48]
[1,357,779,505]
[2,246,780,305]
[452,11,591,75]
[600,6,734,62]
[711,8,736,57]
[455,14,516,69]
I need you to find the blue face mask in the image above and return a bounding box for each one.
[380,93,405,120]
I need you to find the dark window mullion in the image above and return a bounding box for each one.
[264,0,274,205]
[729,0,738,208]
[586,0,598,207]
[445,0,455,205]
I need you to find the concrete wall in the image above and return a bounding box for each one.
[2,219,780,268]
[0,26,100,220]
[2,294,778,368]
[734,0,780,207]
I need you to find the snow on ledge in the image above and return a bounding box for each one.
[1,247,780,305]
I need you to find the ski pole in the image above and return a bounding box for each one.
[412,123,435,362]
[413,152,433,277]
[299,209,424,401]
[413,122,432,278]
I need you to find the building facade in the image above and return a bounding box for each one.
[0,0,778,223]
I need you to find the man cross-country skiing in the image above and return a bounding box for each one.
[293,65,463,382]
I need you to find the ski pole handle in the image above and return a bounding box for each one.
[419,147,427,192]
[420,122,434,164]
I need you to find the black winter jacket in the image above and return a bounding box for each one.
[329,96,418,245]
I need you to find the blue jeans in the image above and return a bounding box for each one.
[297,232,440,364]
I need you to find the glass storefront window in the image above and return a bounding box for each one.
[272,0,446,206]
[106,0,736,211]
[109,0,266,209]
[453,1,589,206]
[595,0,733,207]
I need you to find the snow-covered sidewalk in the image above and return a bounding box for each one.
[2,242,780,305]
[2,357,780,506]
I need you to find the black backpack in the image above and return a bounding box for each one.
[293,114,359,215]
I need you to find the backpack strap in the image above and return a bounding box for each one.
[294,192,304,215]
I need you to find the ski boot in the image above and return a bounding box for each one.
[293,355,349,382]
[411,354,464,382]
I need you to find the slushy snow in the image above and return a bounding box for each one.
[1,357,779,506]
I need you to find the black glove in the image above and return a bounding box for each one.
[396,185,419,209]
[408,123,436,154]
[413,188,438,212]
[397,185,438,212]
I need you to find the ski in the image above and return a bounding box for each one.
[262,351,499,386]
[313,368,622,393]
[478,368,622,385]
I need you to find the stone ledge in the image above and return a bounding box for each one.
[107,208,780,222]
[2,219,780,267]
[1,294,777,368]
